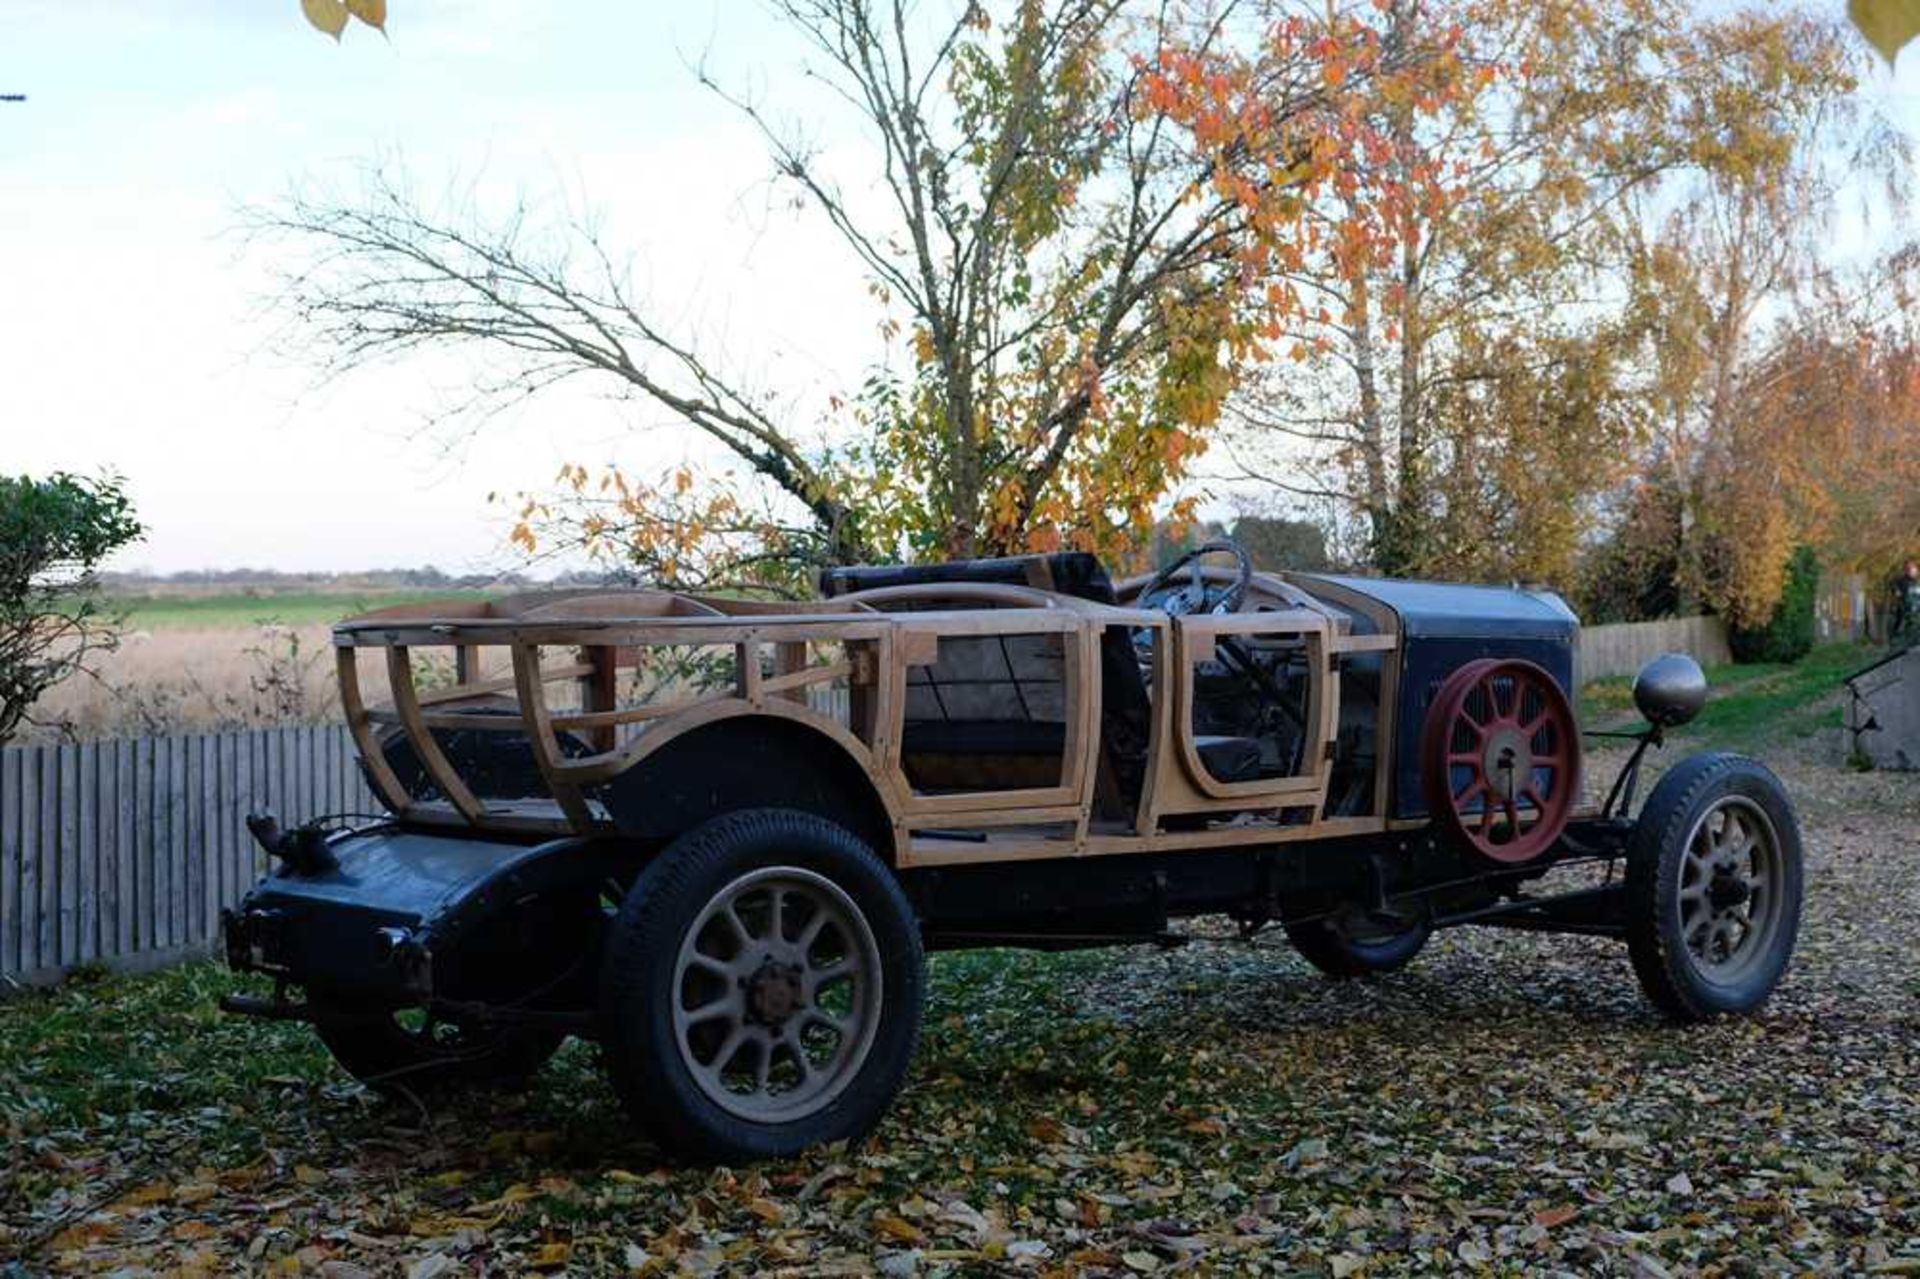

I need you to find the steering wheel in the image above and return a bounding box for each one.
[1137,538,1255,616]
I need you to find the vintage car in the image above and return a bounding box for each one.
[222,541,1803,1161]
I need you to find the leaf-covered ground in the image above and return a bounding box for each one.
[2,751,1915,1276]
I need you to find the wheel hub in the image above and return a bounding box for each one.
[1481,727,1532,801]
[745,959,805,1026]
[1706,872,1751,913]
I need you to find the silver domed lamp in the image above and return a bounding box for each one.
[1593,653,1708,820]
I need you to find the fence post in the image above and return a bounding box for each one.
[2,747,21,977]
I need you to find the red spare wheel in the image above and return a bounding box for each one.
[1419,658,1580,864]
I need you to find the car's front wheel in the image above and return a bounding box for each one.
[598,809,924,1162]
[1625,753,1803,1020]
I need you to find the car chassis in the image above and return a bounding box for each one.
[223,544,1803,1160]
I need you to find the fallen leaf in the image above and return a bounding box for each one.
[408,1254,459,1279]
[527,1241,573,1268]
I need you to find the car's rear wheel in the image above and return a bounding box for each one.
[1283,906,1430,977]
[312,1002,562,1097]
[599,809,924,1162]
[1625,753,1802,1020]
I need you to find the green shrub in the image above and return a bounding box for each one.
[1728,544,1819,664]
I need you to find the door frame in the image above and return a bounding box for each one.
[879,612,1100,824]
[1136,608,1337,827]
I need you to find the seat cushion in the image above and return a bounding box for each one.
[819,552,1117,604]
[1193,734,1264,783]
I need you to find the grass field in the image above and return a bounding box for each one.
[109,590,484,630]
[18,592,490,740]
[1577,640,1870,752]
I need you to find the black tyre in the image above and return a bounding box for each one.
[1626,752,1803,1020]
[599,808,924,1162]
[1283,906,1431,977]
[312,1004,562,1098]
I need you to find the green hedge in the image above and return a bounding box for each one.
[1728,545,1819,664]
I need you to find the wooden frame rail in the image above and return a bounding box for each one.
[335,613,902,831]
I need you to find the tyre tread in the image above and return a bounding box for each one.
[1625,751,1802,1021]
[598,808,923,1162]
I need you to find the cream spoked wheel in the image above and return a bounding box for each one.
[1626,753,1803,1020]
[671,867,884,1122]
[1675,796,1787,984]
[598,808,925,1161]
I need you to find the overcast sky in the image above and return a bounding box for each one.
[3,0,879,576]
[4,2,1917,577]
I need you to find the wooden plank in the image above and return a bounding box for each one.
[37,744,57,972]
[183,735,202,944]
[78,742,98,963]
[320,725,337,816]
[288,722,303,821]
[241,731,260,888]
[225,732,240,892]
[305,724,319,817]
[386,647,484,822]
[198,733,216,940]
[217,734,231,916]
[332,726,351,814]
[306,723,321,817]
[278,722,291,821]
[55,744,78,966]
[111,739,133,957]
[262,731,276,863]
[338,726,354,811]
[221,732,241,911]
[338,647,411,814]
[147,736,164,951]
[256,729,274,878]
[169,734,188,950]
[134,736,153,954]
[266,727,284,826]
[23,747,43,973]
[1,748,21,977]
[510,642,596,829]
[580,644,620,752]
[207,733,224,918]
[293,724,309,821]
[154,734,171,951]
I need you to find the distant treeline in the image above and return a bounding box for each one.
[101,566,618,595]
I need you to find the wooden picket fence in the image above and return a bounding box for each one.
[1575,615,1732,682]
[0,725,377,988]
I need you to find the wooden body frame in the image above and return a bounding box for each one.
[331,575,1412,868]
